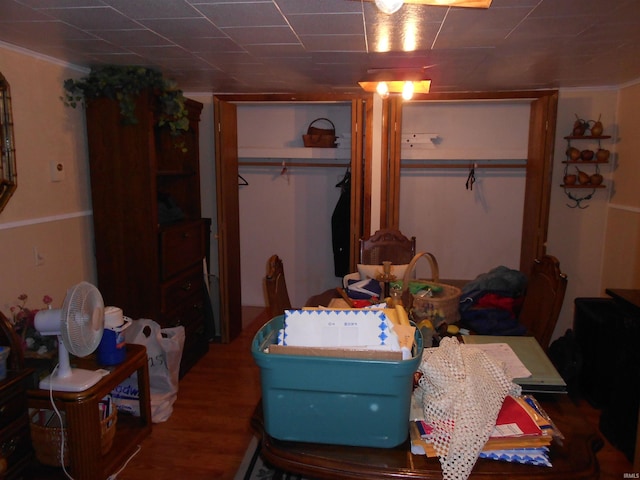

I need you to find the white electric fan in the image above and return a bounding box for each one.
[34,281,105,392]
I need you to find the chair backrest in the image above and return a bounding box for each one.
[518,255,568,350]
[265,254,292,318]
[359,229,416,265]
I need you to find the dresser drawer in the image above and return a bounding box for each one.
[0,383,27,431]
[161,291,206,333]
[0,416,32,478]
[159,220,206,279]
[160,266,203,315]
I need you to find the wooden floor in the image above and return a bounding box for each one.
[98,307,633,479]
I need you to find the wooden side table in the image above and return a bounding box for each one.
[27,344,151,480]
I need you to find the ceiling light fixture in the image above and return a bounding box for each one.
[359,69,431,100]
[368,0,492,14]
[375,0,404,14]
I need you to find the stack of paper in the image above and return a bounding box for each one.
[462,336,567,393]
[410,394,559,467]
[267,309,417,361]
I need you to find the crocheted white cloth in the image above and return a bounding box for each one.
[415,337,521,480]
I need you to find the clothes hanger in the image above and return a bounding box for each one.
[336,167,351,188]
[465,163,476,190]
[238,174,249,186]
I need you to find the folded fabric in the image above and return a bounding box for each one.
[459,308,527,336]
[462,266,527,297]
[390,280,443,295]
[476,292,524,318]
[479,447,551,467]
[347,278,382,299]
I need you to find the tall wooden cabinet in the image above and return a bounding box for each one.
[85,91,209,376]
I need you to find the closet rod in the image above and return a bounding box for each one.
[239,161,349,168]
[401,162,526,169]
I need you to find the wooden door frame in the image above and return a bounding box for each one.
[384,90,559,272]
[213,93,371,341]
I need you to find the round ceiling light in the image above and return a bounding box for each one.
[375,0,404,14]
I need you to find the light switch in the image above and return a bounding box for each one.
[50,160,65,182]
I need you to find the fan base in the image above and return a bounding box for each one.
[39,368,104,392]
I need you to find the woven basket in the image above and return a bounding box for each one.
[302,118,337,148]
[401,252,461,325]
[30,407,117,467]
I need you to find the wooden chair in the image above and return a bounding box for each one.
[359,229,416,265]
[265,255,292,318]
[518,255,568,350]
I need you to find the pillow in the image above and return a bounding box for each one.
[357,263,410,282]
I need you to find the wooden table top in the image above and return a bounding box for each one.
[251,393,601,479]
[288,286,601,478]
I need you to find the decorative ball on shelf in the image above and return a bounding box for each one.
[566,147,581,160]
[596,149,610,162]
[580,149,594,161]
[572,115,588,136]
[590,173,604,186]
[589,116,604,136]
[576,169,591,185]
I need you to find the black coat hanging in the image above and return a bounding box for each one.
[331,170,351,277]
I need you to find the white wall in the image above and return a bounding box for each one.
[399,101,530,280]
[0,44,96,315]
[547,88,619,340]
[236,103,352,308]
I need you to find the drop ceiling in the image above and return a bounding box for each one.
[1,0,639,94]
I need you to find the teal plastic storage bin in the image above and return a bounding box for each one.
[252,315,423,448]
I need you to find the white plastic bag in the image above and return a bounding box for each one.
[111,319,185,423]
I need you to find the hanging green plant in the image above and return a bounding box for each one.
[61,65,189,134]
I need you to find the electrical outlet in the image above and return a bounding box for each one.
[33,246,45,266]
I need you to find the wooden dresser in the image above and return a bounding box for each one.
[0,312,33,479]
[0,370,33,479]
[85,91,210,376]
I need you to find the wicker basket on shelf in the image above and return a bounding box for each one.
[401,252,461,325]
[302,118,338,148]
[30,407,117,467]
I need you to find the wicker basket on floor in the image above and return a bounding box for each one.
[401,252,461,325]
[30,407,117,467]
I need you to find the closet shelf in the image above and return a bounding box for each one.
[238,146,351,160]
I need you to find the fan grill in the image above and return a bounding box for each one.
[61,282,104,357]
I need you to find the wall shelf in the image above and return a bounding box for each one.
[238,146,351,159]
[562,128,611,208]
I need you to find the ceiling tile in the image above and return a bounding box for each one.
[300,35,367,52]
[195,2,288,28]
[0,0,639,93]
[221,26,300,45]
[37,6,142,30]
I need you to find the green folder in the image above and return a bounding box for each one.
[463,335,567,393]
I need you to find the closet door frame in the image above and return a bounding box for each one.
[214,93,371,342]
[382,90,558,272]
